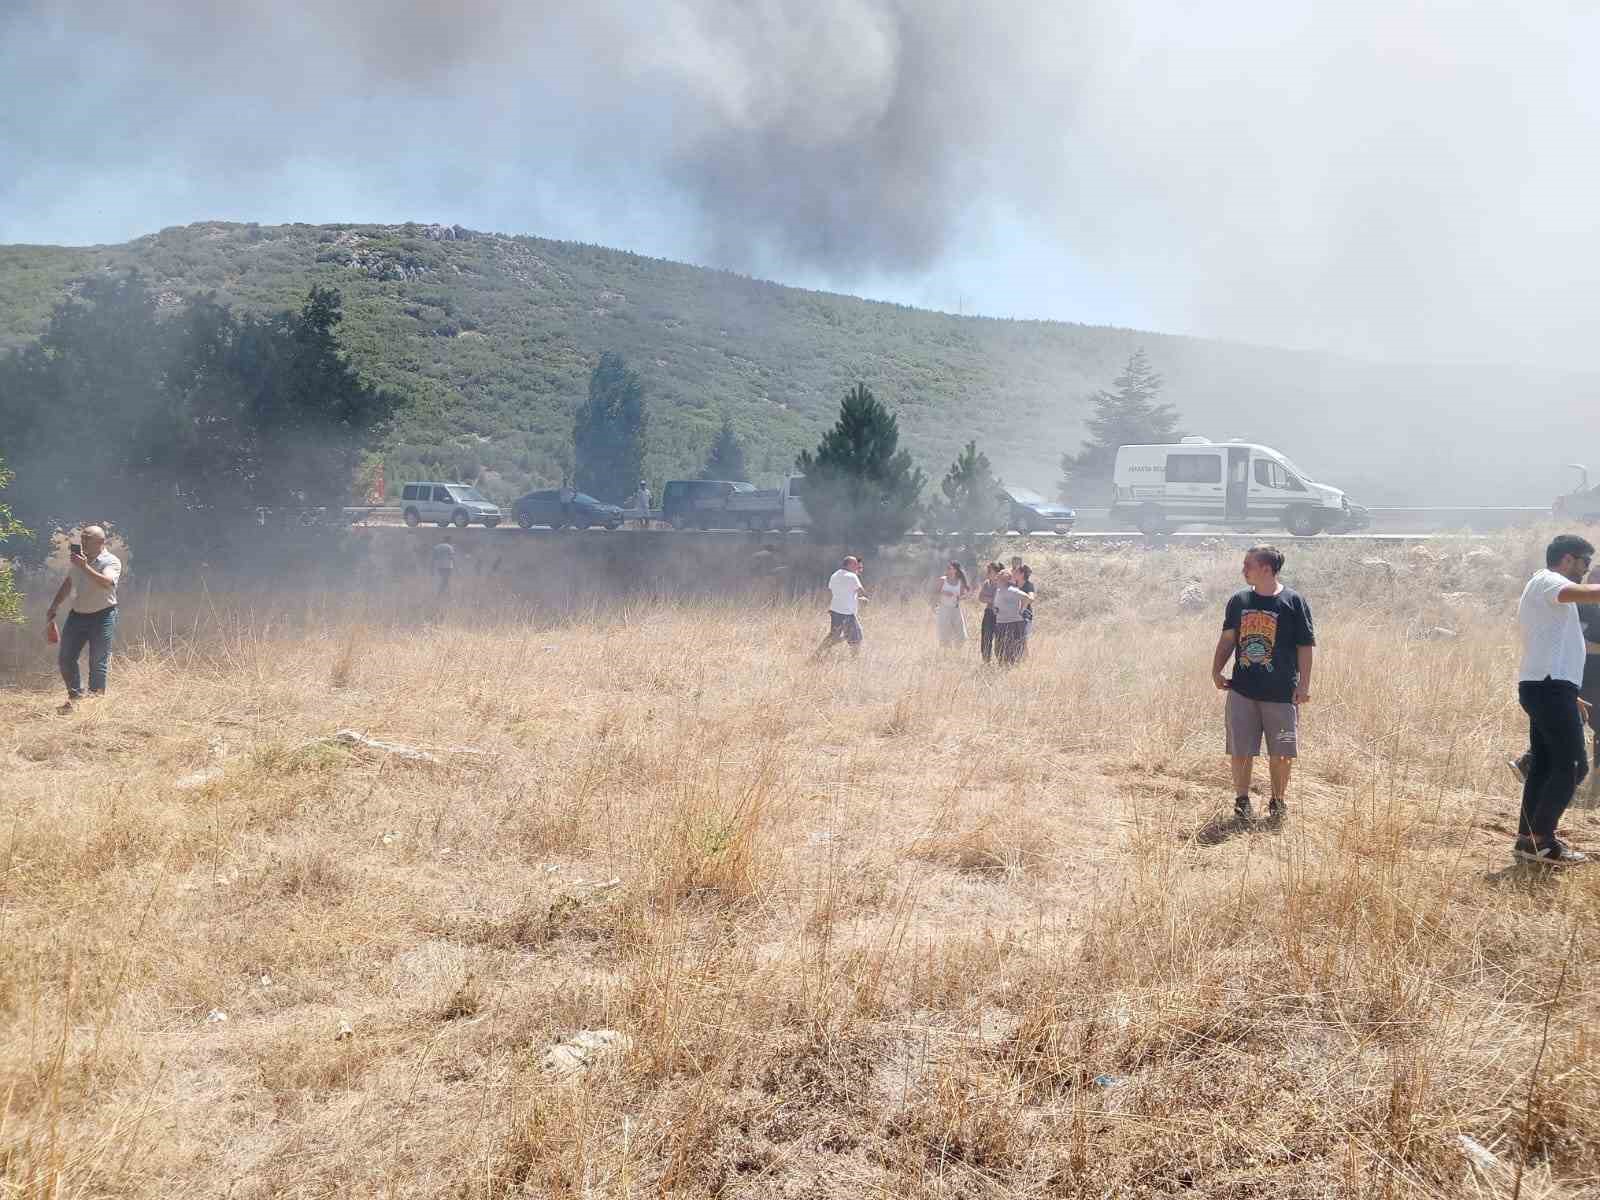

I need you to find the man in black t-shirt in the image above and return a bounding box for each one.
[1211,545,1316,822]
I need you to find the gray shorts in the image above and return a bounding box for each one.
[1225,691,1299,758]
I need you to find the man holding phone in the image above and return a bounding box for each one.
[45,524,121,712]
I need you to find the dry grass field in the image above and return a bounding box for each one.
[4,532,1600,1198]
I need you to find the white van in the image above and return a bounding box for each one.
[1110,438,1362,536]
[399,482,502,528]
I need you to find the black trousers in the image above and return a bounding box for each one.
[995,621,1026,666]
[980,608,997,663]
[1519,678,1591,841]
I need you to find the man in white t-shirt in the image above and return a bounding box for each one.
[815,555,867,656]
[1513,533,1600,864]
[45,524,122,712]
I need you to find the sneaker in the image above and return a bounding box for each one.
[1266,798,1287,822]
[1508,754,1532,785]
[1514,837,1590,866]
[1548,838,1589,865]
[1233,795,1253,820]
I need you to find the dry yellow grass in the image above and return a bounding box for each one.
[4,532,1600,1198]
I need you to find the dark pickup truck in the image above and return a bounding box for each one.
[661,479,756,529]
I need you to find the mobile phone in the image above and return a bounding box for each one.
[69,543,81,556]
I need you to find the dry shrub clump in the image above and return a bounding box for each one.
[3,530,1599,1198]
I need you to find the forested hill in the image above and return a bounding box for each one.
[0,221,1589,505]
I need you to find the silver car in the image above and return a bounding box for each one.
[400,482,502,528]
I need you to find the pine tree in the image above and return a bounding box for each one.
[1058,349,1181,503]
[573,352,648,503]
[934,440,1002,534]
[699,415,747,481]
[0,456,29,624]
[0,274,398,569]
[796,383,926,546]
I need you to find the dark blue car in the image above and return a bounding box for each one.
[514,489,624,530]
[1001,486,1076,533]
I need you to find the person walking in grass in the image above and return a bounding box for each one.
[992,568,1032,666]
[1510,535,1600,864]
[1509,560,1600,801]
[634,480,652,529]
[431,539,456,595]
[931,560,970,648]
[1211,545,1315,823]
[45,524,121,713]
[815,555,867,657]
[977,562,1002,664]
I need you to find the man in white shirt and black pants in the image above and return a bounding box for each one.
[1514,534,1600,865]
[45,524,121,713]
[815,555,866,657]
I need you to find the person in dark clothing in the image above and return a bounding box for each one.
[977,562,1002,665]
[1211,545,1315,822]
[1511,535,1600,864]
[432,540,456,595]
[1014,563,1035,659]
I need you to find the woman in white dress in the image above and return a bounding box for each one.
[931,561,971,647]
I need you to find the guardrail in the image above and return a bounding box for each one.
[338,501,1555,536]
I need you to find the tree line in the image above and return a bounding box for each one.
[568,345,1180,545]
[0,273,1179,606]
[0,273,399,581]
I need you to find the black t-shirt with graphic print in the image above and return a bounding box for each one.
[1222,586,1316,704]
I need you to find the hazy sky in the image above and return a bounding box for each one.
[4,1,1598,367]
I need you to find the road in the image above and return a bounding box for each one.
[351,523,1490,548]
[351,503,1545,543]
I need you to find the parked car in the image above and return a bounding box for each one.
[513,489,624,530]
[1000,486,1077,533]
[660,479,757,529]
[1555,465,1600,522]
[400,482,502,528]
[1334,502,1373,532]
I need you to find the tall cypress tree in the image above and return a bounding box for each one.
[573,351,647,503]
[796,383,925,546]
[1058,349,1181,503]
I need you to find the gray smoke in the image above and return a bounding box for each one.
[4,1,1600,366]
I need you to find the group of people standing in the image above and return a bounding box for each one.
[818,534,1599,866]
[38,522,1600,870]
[817,553,1038,664]
[931,557,1036,665]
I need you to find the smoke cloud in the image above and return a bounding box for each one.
[3,1,1599,367]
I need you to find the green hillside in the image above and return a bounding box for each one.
[0,221,1589,505]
